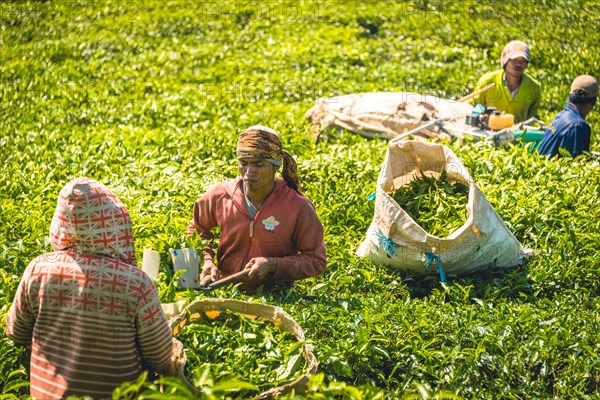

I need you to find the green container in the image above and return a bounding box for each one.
[514,129,545,151]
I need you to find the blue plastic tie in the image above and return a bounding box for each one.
[374,232,400,256]
[424,251,447,283]
[366,192,376,201]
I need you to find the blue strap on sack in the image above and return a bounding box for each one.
[424,250,447,283]
[374,232,400,256]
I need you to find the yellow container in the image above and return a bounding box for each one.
[488,112,514,130]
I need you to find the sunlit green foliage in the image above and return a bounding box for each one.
[1,1,599,399]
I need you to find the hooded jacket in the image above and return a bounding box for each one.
[188,178,326,291]
[6,178,173,399]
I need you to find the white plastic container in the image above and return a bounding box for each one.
[141,249,160,280]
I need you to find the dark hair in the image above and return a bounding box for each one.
[569,91,597,106]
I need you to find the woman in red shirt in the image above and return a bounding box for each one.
[188,126,327,293]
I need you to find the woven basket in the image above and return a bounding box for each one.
[170,298,318,399]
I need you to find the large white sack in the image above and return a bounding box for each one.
[356,141,523,276]
[306,92,473,141]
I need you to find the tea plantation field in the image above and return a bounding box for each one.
[1,1,599,399]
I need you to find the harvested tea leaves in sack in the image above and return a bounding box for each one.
[391,168,469,238]
[357,141,523,276]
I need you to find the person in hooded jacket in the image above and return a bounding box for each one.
[187,125,327,293]
[6,178,175,399]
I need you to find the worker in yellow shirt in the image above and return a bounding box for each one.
[471,40,542,123]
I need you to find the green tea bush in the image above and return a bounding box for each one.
[1,1,599,399]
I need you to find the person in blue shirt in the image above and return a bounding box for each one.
[538,75,598,157]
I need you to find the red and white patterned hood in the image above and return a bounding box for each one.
[50,177,137,266]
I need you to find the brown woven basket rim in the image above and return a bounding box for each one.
[170,298,318,399]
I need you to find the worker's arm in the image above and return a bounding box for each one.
[528,86,541,120]
[6,263,36,347]
[188,192,220,285]
[560,122,591,157]
[135,278,174,375]
[267,199,327,282]
[471,77,488,106]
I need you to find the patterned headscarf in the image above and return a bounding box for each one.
[236,125,301,193]
[50,177,137,266]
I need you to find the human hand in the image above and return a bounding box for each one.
[244,257,276,280]
[200,259,219,286]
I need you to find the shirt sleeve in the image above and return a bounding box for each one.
[5,263,36,347]
[135,278,174,375]
[528,83,541,119]
[189,193,219,263]
[560,122,591,157]
[471,75,488,106]
[270,199,327,282]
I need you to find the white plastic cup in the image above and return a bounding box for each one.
[142,249,160,280]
